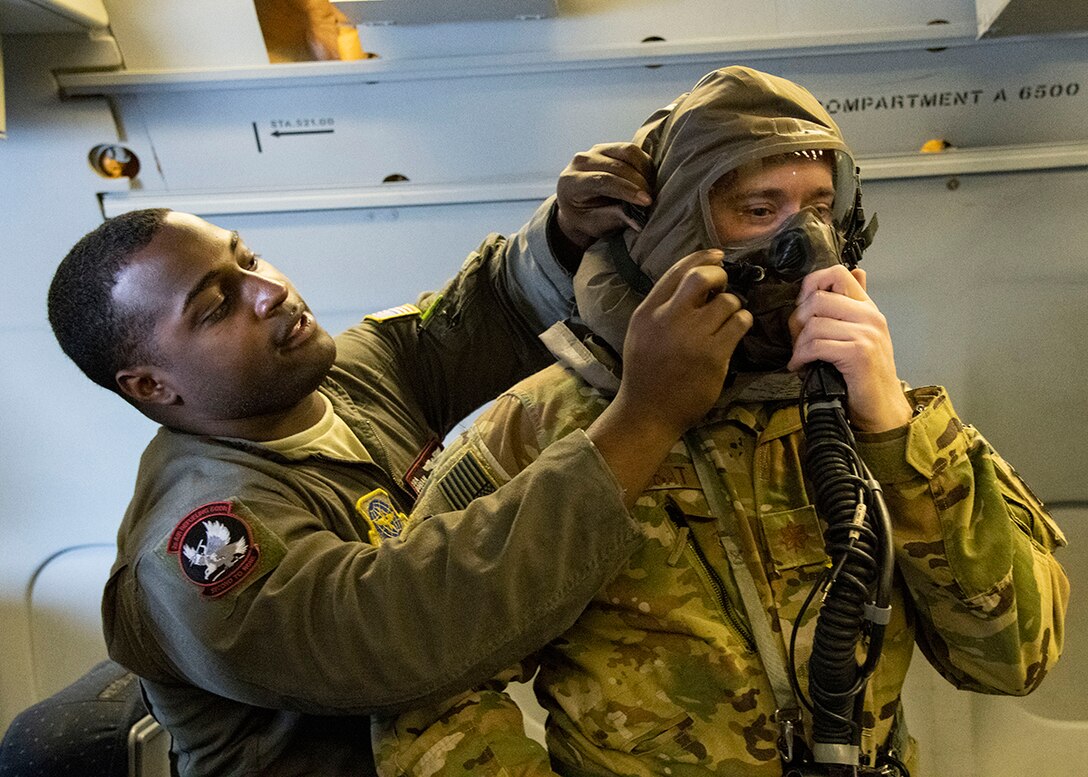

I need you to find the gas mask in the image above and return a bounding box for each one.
[723,207,847,294]
[723,205,874,372]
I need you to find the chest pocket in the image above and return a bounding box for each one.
[758,504,829,668]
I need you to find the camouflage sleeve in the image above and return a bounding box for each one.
[855,386,1069,695]
[371,664,557,777]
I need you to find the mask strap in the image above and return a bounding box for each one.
[841,171,878,268]
[605,237,655,296]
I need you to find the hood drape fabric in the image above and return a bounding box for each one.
[574,65,857,356]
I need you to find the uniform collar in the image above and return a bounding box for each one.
[541,320,804,439]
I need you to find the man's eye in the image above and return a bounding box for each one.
[203,296,231,324]
[246,253,261,270]
[745,206,774,219]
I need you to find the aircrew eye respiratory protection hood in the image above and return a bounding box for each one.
[572,66,878,360]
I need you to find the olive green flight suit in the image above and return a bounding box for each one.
[103,202,645,777]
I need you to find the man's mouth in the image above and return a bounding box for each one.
[281,309,315,349]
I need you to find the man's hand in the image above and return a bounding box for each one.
[555,143,654,250]
[787,265,913,432]
[588,251,752,506]
[620,250,753,432]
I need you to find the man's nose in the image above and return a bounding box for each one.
[779,204,802,222]
[247,274,289,318]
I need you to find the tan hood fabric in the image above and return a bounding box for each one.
[575,66,856,355]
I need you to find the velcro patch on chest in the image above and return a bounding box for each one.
[760,505,828,571]
[364,304,421,323]
[403,437,442,498]
[356,488,410,545]
[168,502,263,598]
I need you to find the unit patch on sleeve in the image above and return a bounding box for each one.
[356,488,411,545]
[167,501,262,598]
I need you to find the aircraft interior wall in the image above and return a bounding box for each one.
[0,2,1085,774]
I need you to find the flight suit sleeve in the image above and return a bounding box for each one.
[855,386,1069,695]
[113,426,639,718]
[370,391,594,776]
[370,198,572,434]
[499,195,578,333]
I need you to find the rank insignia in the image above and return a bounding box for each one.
[168,502,261,598]
[364,304,421,323]
[763,506,827,571]
[356,488,410,545]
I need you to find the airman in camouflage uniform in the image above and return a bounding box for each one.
[372,66,1069,777]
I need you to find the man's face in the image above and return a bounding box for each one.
[112,212,336,425]
[708,155,836,245]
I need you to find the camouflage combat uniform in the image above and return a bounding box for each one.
[372,357,1068,777]
[371,65,1069,777]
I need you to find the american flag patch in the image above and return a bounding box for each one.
[438,450,498,511]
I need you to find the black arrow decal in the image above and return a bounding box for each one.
[271,129,335,137]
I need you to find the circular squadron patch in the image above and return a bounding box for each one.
[168,502,260,597]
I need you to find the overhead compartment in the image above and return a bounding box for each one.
[32,1,1088,221]
[0,0,112,140]
[0,0,107,34]
[56,0,980,79]
[98,0,269,69]
[977,0,1088,37]
[338,0,558,26]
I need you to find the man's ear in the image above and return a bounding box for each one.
[116,367,179,406]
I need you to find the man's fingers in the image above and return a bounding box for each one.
[646,250,726,304]
[716,306,754,349]
[575,172,651,207]
[574,204,643,234]
[700,292,753,340]
[566,168,650,206]
[566,143,653,205]
[650,260,753,347]
[593,142,654,180]
[851,267,867,292]
[672,264,731,309]
[798,264,869,302]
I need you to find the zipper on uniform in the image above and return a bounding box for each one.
[664,497,756,652]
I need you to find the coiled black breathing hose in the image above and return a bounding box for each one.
[793,363,897,767]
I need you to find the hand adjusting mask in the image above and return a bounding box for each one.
[725,205,874,372]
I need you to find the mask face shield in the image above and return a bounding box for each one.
[719,206,848,297]
[698,149,862,373]
[701,148,857,251]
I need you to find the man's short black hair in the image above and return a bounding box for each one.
[47,208,171,394]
